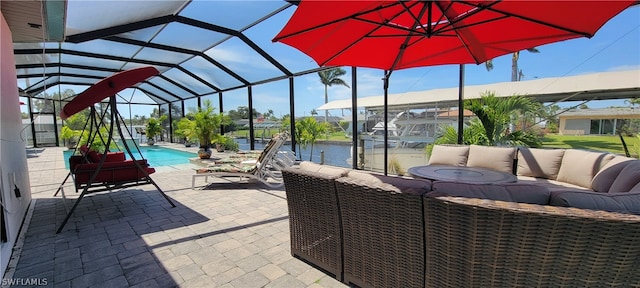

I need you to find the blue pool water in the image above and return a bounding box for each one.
[63,146,197,169]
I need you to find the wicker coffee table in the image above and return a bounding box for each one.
[408,165,517,184]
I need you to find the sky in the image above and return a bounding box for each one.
[19,3,640,119]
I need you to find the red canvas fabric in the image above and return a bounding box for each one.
[274,1,634,70]
[72,159,155,186]
[60,66,158,119]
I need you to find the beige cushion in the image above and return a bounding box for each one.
[556,150,614,189]
[428,145,469,166]
[431,181,550,204]
[299,161,349,177]
[516,148,565,180]
[516,176,591,193]
[466,145,516,173]
[608,161,640,192]
[347,170,431,191]
[299,161,321,172]
[591,156,634,192]
[336,177,427,196]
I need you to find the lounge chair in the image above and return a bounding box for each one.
[192,132,295,189]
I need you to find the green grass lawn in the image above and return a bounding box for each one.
[541,134,639,157]
[231,128,640,157]
[231,129,281,139]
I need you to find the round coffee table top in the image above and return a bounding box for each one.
[408,165,517,184]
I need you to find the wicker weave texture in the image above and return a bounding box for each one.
[282,168,342,280]
[424,196,640,288]
[336,177,426,288]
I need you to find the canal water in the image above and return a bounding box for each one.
[238,139,352,168]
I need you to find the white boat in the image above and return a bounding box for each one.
[346,110,459,173]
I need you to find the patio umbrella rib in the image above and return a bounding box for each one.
[272,2,401,42]
[388,2,431,72]
[435,1,488,65]
[482,6,598,38]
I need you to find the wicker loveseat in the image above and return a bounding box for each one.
[283,161,640,288]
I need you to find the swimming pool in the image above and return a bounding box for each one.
[63,146,197,169]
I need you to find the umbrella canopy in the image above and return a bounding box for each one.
[273,1,635,70]
[60,66,159,120]
[273,0,636,174]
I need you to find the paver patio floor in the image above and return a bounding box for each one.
[4,145,346,288]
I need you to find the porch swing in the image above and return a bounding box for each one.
[53,66,175,233]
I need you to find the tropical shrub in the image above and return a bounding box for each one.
[175,100,230,149]
[463,91,541,146]
[212,134,239,152]
[296,117,330,161]
[77,126,119,153]
[60,126,81,148]
[431,91,542,151]
[146,115,167,143]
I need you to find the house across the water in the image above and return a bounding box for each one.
[558,107,640,135]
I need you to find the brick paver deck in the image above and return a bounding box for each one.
[4,145,346,288]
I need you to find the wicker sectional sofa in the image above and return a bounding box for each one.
[282,157,640,288]
[429,144,640,214]
[282,162,431,287]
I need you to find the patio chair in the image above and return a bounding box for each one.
[192,132,295,189]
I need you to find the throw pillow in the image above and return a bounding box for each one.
[516,147,565,179]
[466,145,516,173]
[607,161,640,192]
[556,150,614,189]
[591,156,634,192]
[428,145,469,166]
[88,151,102,163]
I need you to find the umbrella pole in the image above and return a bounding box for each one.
[383,71,390,176]
[457,64,465,144]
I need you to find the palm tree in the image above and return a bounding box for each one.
[625,98,640,107]
[463,92,541,146]
[318,68,350,122]
[485,48,540,81]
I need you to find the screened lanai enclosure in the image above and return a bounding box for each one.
[9,0,640,175]
[13,1,326,150]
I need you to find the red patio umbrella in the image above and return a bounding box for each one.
[273,0,636,173]
[274,1,634,70]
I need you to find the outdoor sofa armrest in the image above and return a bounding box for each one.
[424,195,640,288]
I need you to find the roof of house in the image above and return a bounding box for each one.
[317,70,640,110]
[558,107,640,118]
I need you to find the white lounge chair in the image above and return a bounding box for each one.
[192,132,295,189]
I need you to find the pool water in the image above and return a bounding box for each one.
[63,146,197,169]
